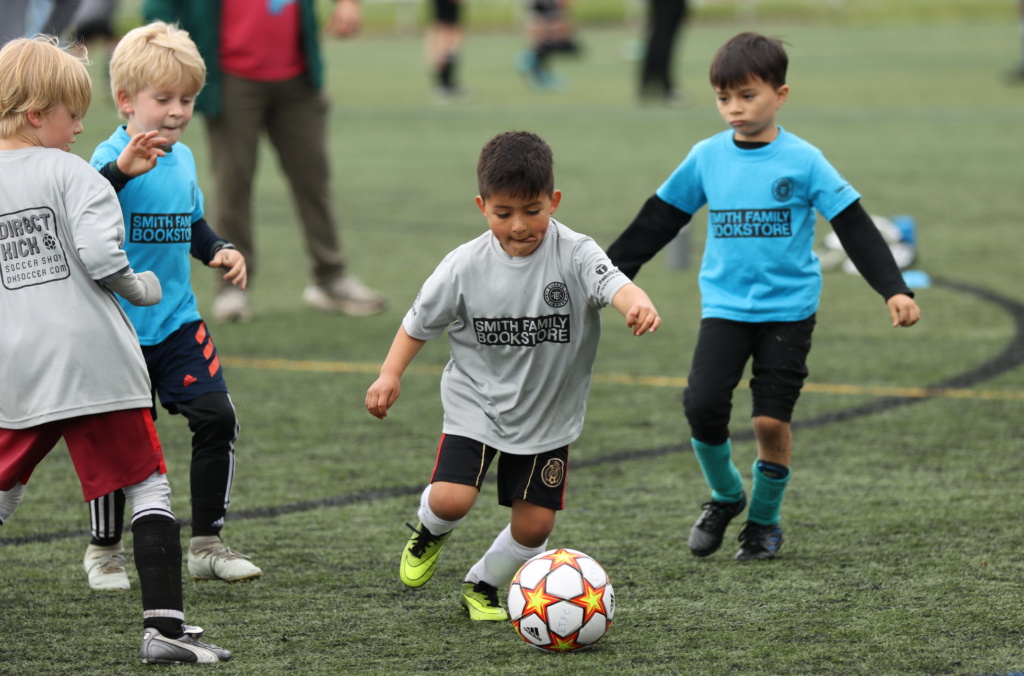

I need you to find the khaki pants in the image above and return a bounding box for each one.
[205,73,347,289]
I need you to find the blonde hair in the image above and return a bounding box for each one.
[109,21,206,120]
[0,36,92,139]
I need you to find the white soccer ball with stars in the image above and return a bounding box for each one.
[507,548,614,652]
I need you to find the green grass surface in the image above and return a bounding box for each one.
[3,10,1024,675]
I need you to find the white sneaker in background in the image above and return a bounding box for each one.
[211,287,252,323]
[302,274,387,316]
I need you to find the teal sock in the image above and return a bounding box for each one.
[691,438,744,503]
[748,460,790,526]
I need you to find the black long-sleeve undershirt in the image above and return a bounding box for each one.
[606,194,913,301]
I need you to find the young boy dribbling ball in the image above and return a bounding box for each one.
[0,36,232,664]
[607,32,921,561]
[366,131,660,620]
[80,21,261,591]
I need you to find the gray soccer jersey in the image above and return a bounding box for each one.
[403,219,630,455]
[0,147,151,428]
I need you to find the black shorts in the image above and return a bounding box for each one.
[683,315,815,443]
[429,434,568,511]
[432,0,462,25]
[143,320,228,413]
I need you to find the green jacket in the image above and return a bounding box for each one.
[143,0,327,119]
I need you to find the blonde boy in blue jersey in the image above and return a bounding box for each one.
[607,32,921,561]
[367,131,661,620]
[0,35,232,665]
[81,21,262,592]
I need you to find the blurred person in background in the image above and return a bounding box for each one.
[427,0,466,101]
[639,0,688,104]
[516,0,580,91]
[144,0,388,322]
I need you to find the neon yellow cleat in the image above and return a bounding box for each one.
[460,581,508,621]
[400,521,451,588]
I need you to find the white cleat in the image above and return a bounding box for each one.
[187,536,262,583]
[83,542,130,591]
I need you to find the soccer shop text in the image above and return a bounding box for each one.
[474,314,571,347]
[130,213,191,243]
[710,209,792,238]
[1,207,70,289]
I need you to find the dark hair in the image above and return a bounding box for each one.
[476,131,554,200]
[709,32,788,90]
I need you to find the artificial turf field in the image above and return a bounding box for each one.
[2,3,1023,674]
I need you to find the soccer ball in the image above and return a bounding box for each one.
[507,548,614,652]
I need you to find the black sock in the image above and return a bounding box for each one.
[132,516,184,637]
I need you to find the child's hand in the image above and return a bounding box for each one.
[210,247,247,289]
[117,130,169,177]
[366,374,401,419]
[625,303,661,336]
[887,293,921,328]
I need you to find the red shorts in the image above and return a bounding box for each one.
[0,408,166,502]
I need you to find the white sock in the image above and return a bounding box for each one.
[0,482,26,525]
[417,484,461,536]
[465,523,547,588]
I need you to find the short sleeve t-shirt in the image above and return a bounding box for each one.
[403,220,630,455]
[656,127,860,322]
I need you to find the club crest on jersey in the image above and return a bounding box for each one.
[772,177,794,202]
[544,281,569,308]
[541,458,565,487]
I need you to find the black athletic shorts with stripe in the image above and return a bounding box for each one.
[429,434,568,510]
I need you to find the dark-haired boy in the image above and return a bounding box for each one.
[607,32,920,561]
[366,130,660,620]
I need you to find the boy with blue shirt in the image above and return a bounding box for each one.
[607,32,921,561]
[82,21,262,591]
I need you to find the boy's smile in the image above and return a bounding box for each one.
[715,76,789,143]
[477,190,562,258]
[118,84,196,147]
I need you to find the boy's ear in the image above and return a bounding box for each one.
[475,195,486,215]
[549,189,562,214]
[775,84,790,107]
[25,110,46,128]
[115,90,134,115]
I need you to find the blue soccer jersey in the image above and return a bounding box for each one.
[656,127,860,322]
[91,127,204,345]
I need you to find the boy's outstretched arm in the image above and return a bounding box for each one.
[829,201,921,328]
[606,195,692,279]
[610,283,661,336]
[366,326,428,419]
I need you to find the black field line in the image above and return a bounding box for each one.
[3,276,1022,549]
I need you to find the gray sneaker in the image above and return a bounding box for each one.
[688,495,747,557]
[139,628,232,664]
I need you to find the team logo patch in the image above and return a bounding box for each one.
[772,177,794,202]
[544,282,569,308]
[541,459,565,488]
[595,264,608,275]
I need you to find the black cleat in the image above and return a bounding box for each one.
[734,521,784,561]
[688,496,747,556]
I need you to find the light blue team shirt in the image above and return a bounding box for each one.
[91,127,204,345]
[656,127,860,322]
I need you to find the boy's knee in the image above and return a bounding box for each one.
[180,392,239,441]
[428,482,476,521]
[683,389,730,444]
